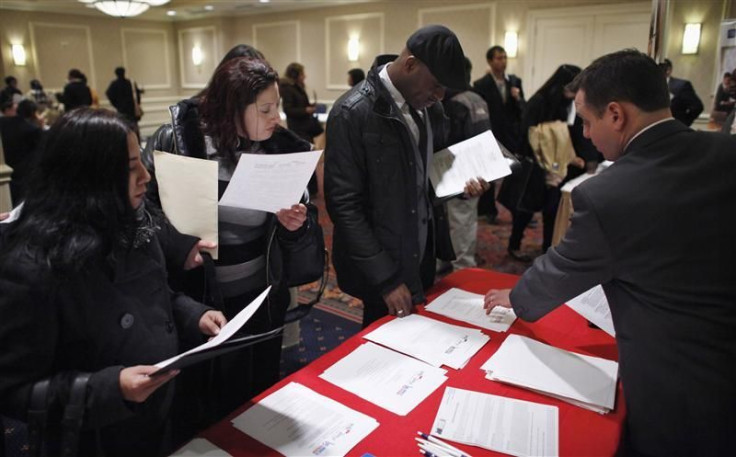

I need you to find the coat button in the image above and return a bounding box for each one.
[410,209,416,214]
[120,313,134,329]
[166,320,174,333]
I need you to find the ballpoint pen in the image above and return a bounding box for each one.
[418,431,472,457]
[419,448,439,457]
[416,437,455,457]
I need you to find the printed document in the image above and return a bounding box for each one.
[426,287,517,332]
[481,334,618,413]
[565,285,615,337]
[153,150,219,258]
[232,382,379,457]
[429,130,512,198]
[363,314,489,369]
[170,438,230,456]
[154,286,271,371]
[319,342,448,416]
[431,387,558,457]
[219,150,322,213]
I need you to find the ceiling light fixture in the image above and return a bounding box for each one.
[77,0,170,18]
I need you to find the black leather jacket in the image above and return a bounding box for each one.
[324,55,454,303]
[142,98,319,304]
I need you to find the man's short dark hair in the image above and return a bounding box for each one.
[4,76,17,86]
[567,49,670,116]
[486,46,505,61]
[68,68,84,80]
[114,67,125,78]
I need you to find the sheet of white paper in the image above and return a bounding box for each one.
[0,202,22,224]
[319,342,448,416]
[155,286,271,369]
[219,150,321,213]
[170,438,231,456]
[565,285,615,337]
[231,382,379,457]
[425,287,517,332]
[153,150,219,259]
[429,130,512,198]
[431,387,558,457]
[363,314,489,369]
[481,334,618,412]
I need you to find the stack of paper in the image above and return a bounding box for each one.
[171,438,231,456]
[565,285,615,337]
[481,334,618,414]
[319,342,448,415]
[363,314,489,369]
[232,382,379,457]
[425,287,517,332]
[431,387,559,457]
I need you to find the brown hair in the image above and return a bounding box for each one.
[199,57,278,166]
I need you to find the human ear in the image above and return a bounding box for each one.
[607,102,625,131]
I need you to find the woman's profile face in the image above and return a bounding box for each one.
[242,82,281,142]
[127,132,150,209]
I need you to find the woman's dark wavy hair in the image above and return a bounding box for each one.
[199,57,279,167]
[1,108,136,272]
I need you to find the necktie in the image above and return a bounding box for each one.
[408,106,427,168]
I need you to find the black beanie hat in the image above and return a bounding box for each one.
[406,24,467,90]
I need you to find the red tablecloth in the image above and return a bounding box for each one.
[199,268,625,456]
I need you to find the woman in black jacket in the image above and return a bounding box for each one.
[144,56,321,421]
[0,108,225,456]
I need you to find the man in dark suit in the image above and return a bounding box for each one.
[484,49,736,456]
[473,46,525,222]
[660,58,703,126]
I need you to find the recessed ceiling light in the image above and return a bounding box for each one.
[259,0,270,3]
[166,9,176,15]
[204,5,214,11]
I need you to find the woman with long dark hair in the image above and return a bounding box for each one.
[144,56,320,421]
[0,108,225,456]
[505,64,599,259]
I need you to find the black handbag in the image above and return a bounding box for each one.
[281,203,329,323]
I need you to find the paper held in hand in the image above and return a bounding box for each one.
[219,149,322,213]
[429,130,512,198]
[153,150,219,259]
[153,286,271,373]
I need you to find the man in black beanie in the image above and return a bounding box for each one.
[325,25,489,328]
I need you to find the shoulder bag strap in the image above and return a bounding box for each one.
[60,373,91,457]
[27,379,51,457]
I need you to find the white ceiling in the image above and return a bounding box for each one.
[0,0,377,22]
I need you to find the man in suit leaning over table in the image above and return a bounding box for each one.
[483,49,736,456]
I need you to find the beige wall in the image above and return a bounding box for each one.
[0,0,732,121]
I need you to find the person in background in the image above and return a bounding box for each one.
[347,68,365,87]
[61,69,92,111]
[0,100,17,117]
[473,45,526,224]
[26,79,51,111]
[712,71,735,126]
[280,62,322,193]
[438,56,491,272]
[325,25,488,328]
[659,58,703,127]
[144,57,320,423]
[503,64,593,260]
[0,76,22,106]
[0,108,225,456]
[106,67,140,136]
[0,99,44,206]
[484,49,736,457]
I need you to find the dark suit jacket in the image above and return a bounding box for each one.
[668,77,703,126]
[510,119,736,456]
[472,73,525,153]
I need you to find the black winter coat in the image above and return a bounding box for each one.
[324,55,454,303]
[0,232,210,456]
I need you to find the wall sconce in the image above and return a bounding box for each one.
[347,37,360,62]
[504,31,518,58]
[682,23,701,54]
[11,44,27,66]
[191,45,203,66]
